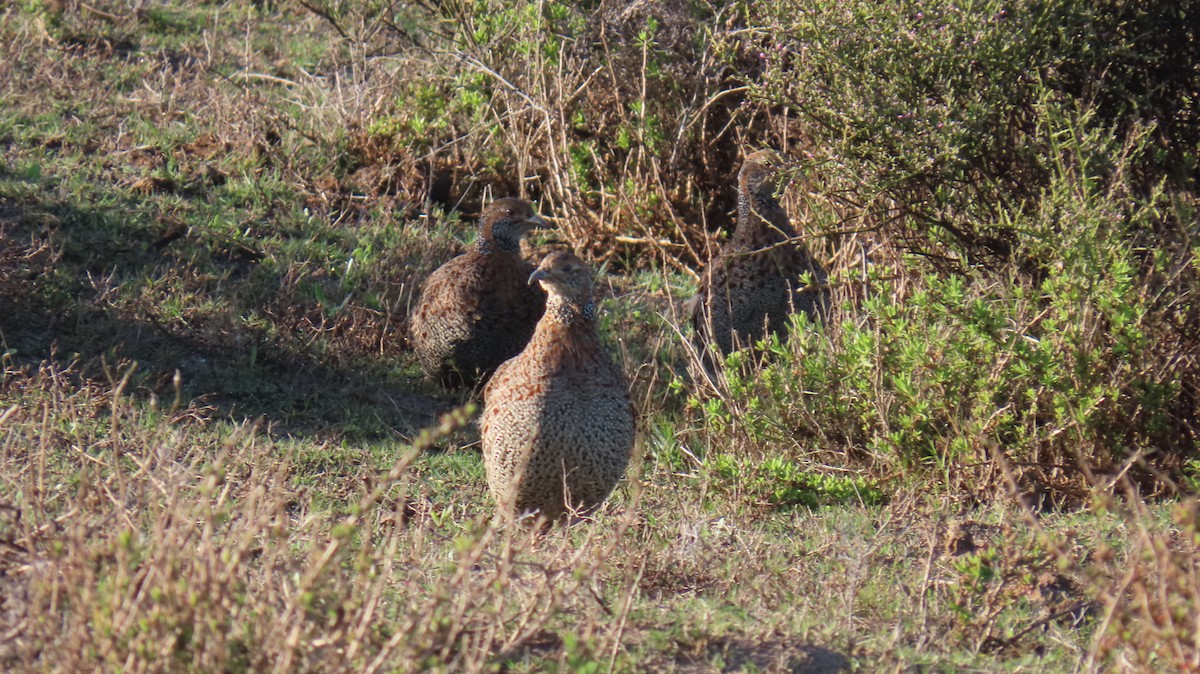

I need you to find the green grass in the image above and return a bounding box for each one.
[1,1,1198,672]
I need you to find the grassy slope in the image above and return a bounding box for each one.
[0,3,1192,672]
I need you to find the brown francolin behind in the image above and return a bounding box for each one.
[409,198,547,387]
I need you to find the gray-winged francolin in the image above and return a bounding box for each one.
[481,251,635,522]
[410,198,547,386]
[690,149,830,358]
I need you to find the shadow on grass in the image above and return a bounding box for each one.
[496,630,850,673]
[0,169,453,440]
[698,637,850,674]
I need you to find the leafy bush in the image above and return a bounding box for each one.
[697,105,1195,496]
[738,0,1199,267]
[677,0,1200,497]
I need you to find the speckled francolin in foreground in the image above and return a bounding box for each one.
[409,197,546,387]
[690,149,830,357]
[481,250,635,522]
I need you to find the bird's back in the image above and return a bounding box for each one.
[411,249,544,385]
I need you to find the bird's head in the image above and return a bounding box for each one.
[478,197,547,252]
[528,250,595,309]
[739,148,788,198]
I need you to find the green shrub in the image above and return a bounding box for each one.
[696,102,1195,495]
[739,0,1198,266]
[677,0,1199,495]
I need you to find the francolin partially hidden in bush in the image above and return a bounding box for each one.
[410,197,547,387]
[481,250,635,522]
[689,149,830,358]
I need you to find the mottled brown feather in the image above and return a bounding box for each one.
[410,198,546,386]
[691,150,830,357]
[481,251,635,522]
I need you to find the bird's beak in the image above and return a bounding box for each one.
[526,214,549,228]
[528,268,546,286]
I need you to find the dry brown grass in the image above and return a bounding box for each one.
[2,355,1197,671]
[0,359,653,673]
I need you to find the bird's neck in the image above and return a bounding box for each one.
[543,295,596,328]
[530,297,601,369]
[475,231,521,254]
[734,189,794,246]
